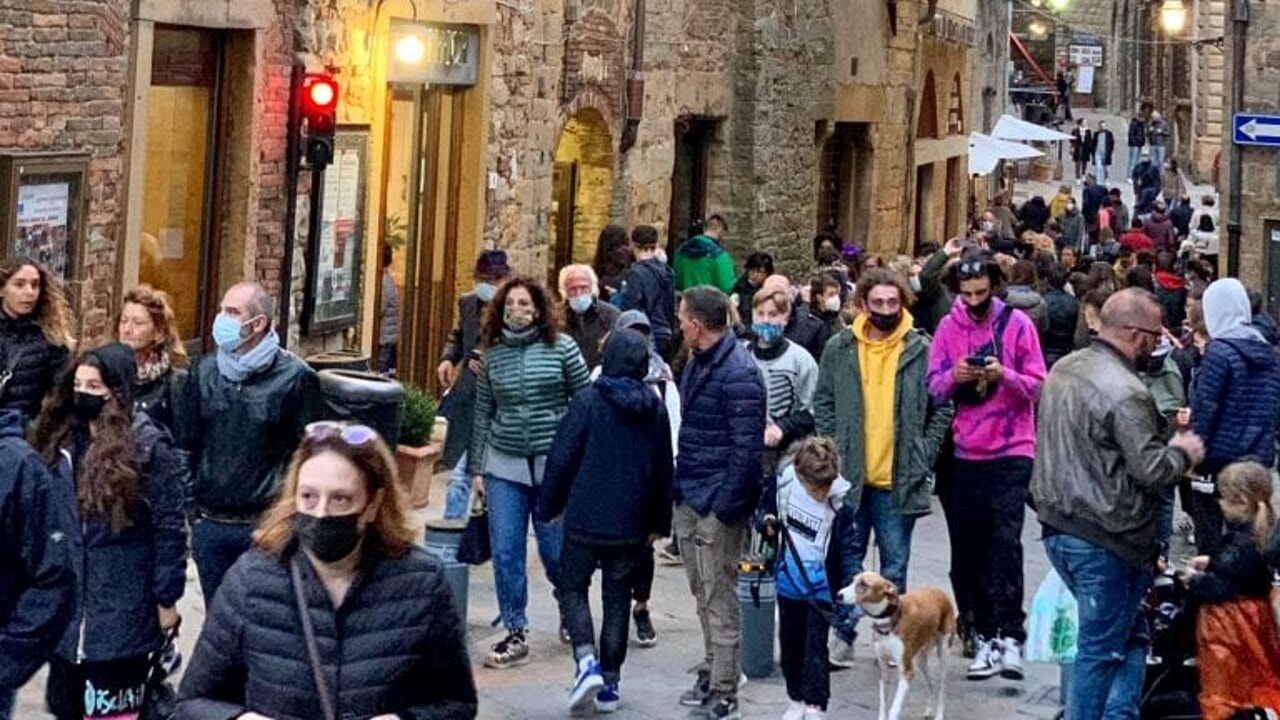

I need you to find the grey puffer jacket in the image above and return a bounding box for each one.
[177,546,477,720]
[1032,340,1194,568]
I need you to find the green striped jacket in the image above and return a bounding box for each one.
[467,331,589,474]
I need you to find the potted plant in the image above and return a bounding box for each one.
[396,383,441,509]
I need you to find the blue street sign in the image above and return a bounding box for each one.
[1234,113,1280,146]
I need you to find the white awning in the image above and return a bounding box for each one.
[968,132,1044,176]
[990,114,1074,142]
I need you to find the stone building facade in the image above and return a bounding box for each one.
[1146,0,1227,183]
[1054,0,1139,112]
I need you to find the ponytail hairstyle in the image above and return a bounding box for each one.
[1216,461,1276,551]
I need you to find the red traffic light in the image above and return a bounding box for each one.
[301,75,338,112]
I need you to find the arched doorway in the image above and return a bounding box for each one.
[551,109,614,287]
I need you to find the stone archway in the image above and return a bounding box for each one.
[551,107,614,284]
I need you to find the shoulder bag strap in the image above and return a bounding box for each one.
[992,306,1015,359]
[291,557,337,720]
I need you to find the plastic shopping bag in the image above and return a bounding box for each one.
[1027,568,1078,664]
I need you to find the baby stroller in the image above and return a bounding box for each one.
[1141,569,1201,720]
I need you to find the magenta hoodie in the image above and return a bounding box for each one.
[926,296,1046,460]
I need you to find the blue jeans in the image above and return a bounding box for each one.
[1094,158,1108,186]
[1044,534,1151,720]
[848,488,916,638]
[1150,145,1166,170]
[1127,147,1141,180]
[487,474,563,631]
[0,687,13,720]
[443,453,471,520]
[192,518,255,608]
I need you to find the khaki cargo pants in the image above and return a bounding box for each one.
[673,504,749,697]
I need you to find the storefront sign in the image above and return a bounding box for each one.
[1069,43,1104,67]
[387,20,479,86]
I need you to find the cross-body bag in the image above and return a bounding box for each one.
[291,558,337,720]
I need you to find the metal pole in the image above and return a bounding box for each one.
[279,65,303,347]
[1227,0,1248,278]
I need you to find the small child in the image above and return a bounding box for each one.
[761,437,855,720]
[1187,461,1280,719]
[536,329,674,715]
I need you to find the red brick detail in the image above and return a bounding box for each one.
[561,8,626,120]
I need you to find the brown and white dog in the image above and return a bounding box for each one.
[838,571,957,720]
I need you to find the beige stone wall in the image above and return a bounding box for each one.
[1191,0,1226,183]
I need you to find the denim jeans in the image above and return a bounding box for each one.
[1094,159,1108,186]
[948,457,1032,643]
[1044,533,1152,720]
[192,518,255,608]
[487,474,563,631]
[849,487,917,638]
[1150,145,1167,171]
[443,454,472,520]
[0,687,13,720]
[559,539,643,685]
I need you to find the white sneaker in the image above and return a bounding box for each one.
[782,701,806,720]
[999,637,1025,680]
[828,635,856,669]
[568,655,604,713]
[803,707,826,720]
[966,637,1002,680]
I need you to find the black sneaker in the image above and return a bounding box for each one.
[678,671,710,707]
[634,608,657,647]
[485,629,530,669]
[707,695,739,719]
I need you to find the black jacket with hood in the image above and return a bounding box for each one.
[537,329,674,544]
[617,258,676,345]
[0,408,75,689]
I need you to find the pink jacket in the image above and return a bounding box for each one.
[926,297,1046,460]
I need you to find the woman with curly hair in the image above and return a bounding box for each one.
[116,285,189,433]
[30,343,187,720]
[469,275,590,669]
[0,258,74,420]
[177,422,477,720]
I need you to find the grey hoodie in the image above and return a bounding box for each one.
[1204,278,1266,343]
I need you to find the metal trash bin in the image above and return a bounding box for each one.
[316,370,405,447]
[424,518,469,625]
[738,558,777,679]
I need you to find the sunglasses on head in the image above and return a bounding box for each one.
[303,421,378,447]
[957,260,987,280]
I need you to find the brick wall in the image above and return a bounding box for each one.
[0,0,132,341]
[254,0,298,309]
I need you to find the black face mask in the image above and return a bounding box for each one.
[868,311,902,332]
[294,512,363,563]
[72,392,107,423]
[965,296,993,320]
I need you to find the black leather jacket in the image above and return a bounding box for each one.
[177,350,320,517]
[1032,340,1193,567]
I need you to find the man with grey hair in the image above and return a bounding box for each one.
[672,286,765,720]
[1033,288,1204,720]
[179,281,320,605]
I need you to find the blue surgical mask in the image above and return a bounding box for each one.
[568,294,594,314]
[475,282,497,303]
[751,322,785,345]
[212,313,250,350]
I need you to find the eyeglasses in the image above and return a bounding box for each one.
[1124,325,1162,339]
[303,421,378,446]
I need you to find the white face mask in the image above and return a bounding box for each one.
[824,296,841,313]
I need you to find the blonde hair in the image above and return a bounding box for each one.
[254,428,417,558]
[751,288,792,316]
[793,437,840,490]
[118,285,189,369]
[1217,461,1276,551]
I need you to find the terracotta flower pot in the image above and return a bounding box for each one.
[395,443,442,509]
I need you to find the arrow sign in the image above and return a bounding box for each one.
[1234,113,1280,146]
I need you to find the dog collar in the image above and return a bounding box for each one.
[867,597,901,636]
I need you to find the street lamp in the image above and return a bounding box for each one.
[394,33,426,64]
[1160,0,1188,34]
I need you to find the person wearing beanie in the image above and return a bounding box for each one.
[537,329,674,714]
[1189,279,1280,555]
[28,343,188,719]
[438,249,514,520]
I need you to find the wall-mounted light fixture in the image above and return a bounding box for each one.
[1160,0,1188,33]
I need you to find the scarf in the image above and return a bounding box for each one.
[136,350,172,384]
[216,330,280,383]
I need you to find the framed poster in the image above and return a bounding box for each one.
[303,126,369,334]
[0,152,89,288]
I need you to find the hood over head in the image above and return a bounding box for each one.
[1204,278,1263,342]
[678,234,724,259]
[87,342,138,403]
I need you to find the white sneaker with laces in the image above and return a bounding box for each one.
[782,700,806,720]
[966,637,1002,680]
[999,637,1025,680]
[828,635,856,669]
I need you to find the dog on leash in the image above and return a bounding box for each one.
[838,571,957,720]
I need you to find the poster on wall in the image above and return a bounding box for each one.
[304,127,368,334]
[0,153,89,291]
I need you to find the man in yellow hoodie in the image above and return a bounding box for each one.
[811,268,955,666]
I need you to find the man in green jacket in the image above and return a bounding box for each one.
[674,215,736,294]
[812,268,954,665]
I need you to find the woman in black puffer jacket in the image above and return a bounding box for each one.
[177,422,477,720]
[0,258,74,421]
[30,343,188,720]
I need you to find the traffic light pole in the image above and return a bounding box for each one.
[280,65,303,347]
